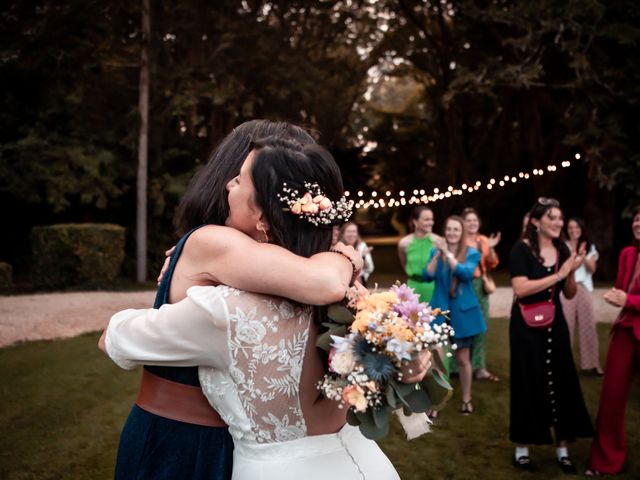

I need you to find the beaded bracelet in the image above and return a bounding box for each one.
[329,248,359,286]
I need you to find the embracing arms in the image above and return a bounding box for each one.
[173,225,362,305]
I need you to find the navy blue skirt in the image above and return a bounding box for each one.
[114,404,233,480]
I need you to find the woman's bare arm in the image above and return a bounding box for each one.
[179,225,360,305]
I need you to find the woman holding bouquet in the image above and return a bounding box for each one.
[509,198,592,473]
[423,215,487,415]
[102,139,416,478]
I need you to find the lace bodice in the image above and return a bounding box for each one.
[193,285,313,444]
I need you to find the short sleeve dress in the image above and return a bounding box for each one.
[508,240,593,444]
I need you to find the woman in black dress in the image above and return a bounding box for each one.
[509,198,593,473]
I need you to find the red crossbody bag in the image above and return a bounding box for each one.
[518,253,559,329]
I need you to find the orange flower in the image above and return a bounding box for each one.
[342,385,368,412]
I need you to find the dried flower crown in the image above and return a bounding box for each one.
[277,182,354,226]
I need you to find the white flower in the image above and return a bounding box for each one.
[386,338,413,362]
[330,349,356,375]
[236,320,267,344]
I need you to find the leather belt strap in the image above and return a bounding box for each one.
[135,369,226,427]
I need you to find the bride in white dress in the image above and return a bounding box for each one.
[102,139,406,479]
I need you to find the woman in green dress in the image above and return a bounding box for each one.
[398,206,441,303]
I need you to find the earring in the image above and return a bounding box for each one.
[257,223,269,243]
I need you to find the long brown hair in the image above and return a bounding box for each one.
[445,215,469,262]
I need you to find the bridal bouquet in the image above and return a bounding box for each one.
[317,283,454,440]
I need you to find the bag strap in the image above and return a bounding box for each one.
[516,248,560,305]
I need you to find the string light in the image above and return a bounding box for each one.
[352,157,576,210]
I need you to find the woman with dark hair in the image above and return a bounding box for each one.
[101,139,404,479]
[560,217,603,375]
[423,215,486,416]
[509,198,593,473]
[398,206,441,303]
[107,120,363,480]
[587,205,640,476]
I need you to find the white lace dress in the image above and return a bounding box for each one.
[106,285,399,480]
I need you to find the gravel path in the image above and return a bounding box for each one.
[0,287,620,348]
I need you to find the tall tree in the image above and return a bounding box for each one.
[136,0,151,282]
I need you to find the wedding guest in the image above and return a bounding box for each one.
[424,215,486,415]
[560,217,603,375]
[398,206,441,303]
[509,198,593,473]
[450,207,501,382]
[340,221,374,286]
[587,205,640,476]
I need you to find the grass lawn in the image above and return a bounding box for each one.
[1,319,638,479]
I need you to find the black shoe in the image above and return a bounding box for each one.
[512,455,533,471]
[557,456,577,474]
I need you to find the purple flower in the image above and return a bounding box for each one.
[391,283,420,303]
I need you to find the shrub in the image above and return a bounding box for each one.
[31,223,125,289]
[0,262,12,293]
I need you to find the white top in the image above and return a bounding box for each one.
[567,242,599,292]
[106,285,312,444]
[105,285,400,479]
[357,241,375,282]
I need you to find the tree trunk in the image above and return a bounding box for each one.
[136,0,150,282]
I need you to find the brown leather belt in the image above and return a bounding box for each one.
[135,369,227,427]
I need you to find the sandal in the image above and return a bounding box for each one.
[475,370,500,382]
[512,455,533,471]
[585,468,601,476]
[460,400,475,415]
[427,409,439,421]
[557,456,577,475]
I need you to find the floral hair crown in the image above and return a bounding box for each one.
[277,182,354,226]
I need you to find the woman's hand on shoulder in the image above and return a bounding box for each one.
[157,246,176,285]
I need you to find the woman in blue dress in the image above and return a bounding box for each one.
[112,120,361,480]
[423,215,486,416]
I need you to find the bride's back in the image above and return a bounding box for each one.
[196,286,344,444]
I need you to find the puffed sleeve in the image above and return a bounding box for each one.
[105,286,230,371]
[509,241,530,278]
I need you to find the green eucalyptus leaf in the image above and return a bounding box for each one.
[356,410,389,440]
[346,408,361,426]
[421,370,453,410]
[385,386,398,409]
[372,405,392,429]
[430,348,449,374]
[327,304,355,325]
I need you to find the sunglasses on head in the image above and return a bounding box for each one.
[537,197,560,207]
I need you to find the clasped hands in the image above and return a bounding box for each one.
[604,288,627,308]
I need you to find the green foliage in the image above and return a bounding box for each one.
[30,223,125,289]
[0,262,12,293]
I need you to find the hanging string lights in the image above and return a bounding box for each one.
[348,154,579,210]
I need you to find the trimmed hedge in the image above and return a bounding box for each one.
[31,223,125,289]
[0,262,12,293]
